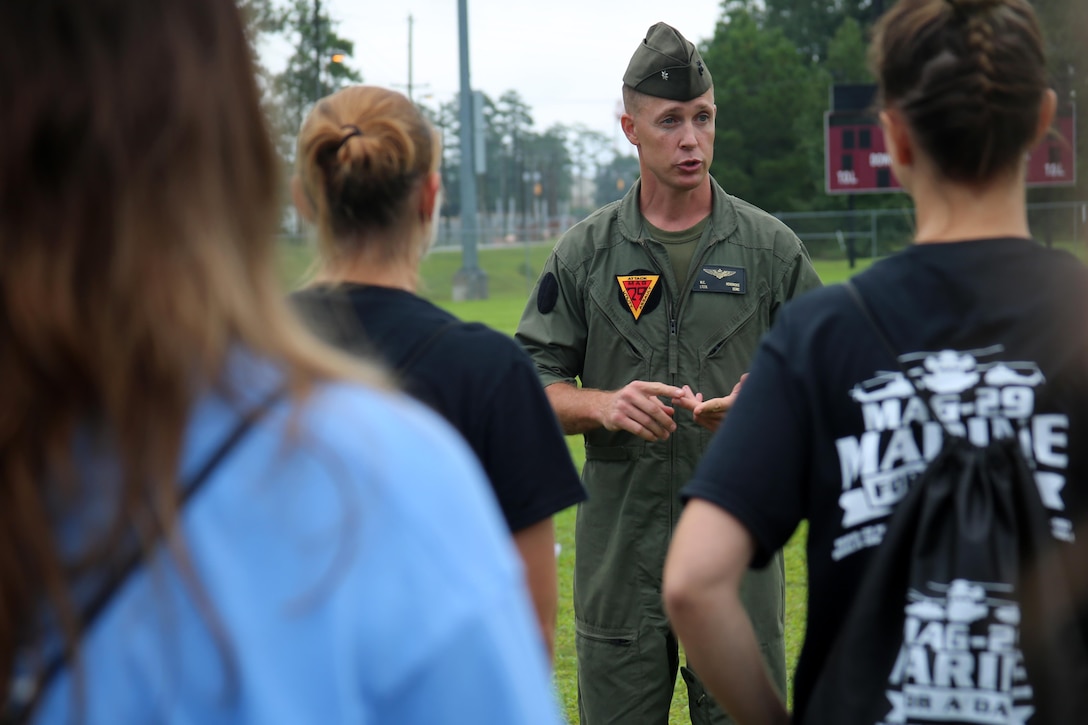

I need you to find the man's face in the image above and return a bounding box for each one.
[622,88,716,192]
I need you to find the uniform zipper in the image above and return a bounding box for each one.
[671,238,719,348]
[640,231,721,539]
[636,240,678,377]
[638,238,681,549]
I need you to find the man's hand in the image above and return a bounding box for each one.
[601,380,684,442]
[545,381,684,441]
[672,374,748,433]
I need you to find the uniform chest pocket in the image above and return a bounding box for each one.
[696,287,766,361]
[582,279,667,387]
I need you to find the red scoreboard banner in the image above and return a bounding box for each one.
[825,103,1077,194]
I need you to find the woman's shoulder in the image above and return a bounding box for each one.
[186,374,521,626]
[189,370,494,527]
[294,380,482,480]
[411,316,530,378]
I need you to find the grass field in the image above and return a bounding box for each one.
[279,235,882,723]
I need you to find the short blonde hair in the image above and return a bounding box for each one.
[296,86,441,263]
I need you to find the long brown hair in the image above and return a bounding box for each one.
[869,0,1049,183]
[295,85,441,267]
[0,0,380,687]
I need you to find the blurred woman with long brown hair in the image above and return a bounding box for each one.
[0,1,561,722]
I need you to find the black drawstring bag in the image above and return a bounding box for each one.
[803,283,1088,724]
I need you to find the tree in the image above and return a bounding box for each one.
[524,126,572,220]
[762,0,886,63]
[484,91,535,221]
[702,8,828,212]
[430,89,576,232]
[267,0,361,160]
[825,17,871,85]
[564,125,615,215]
[595,154,640,207]
[422,98,462,218]
[422,88,604,228]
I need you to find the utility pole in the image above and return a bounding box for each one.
[407,14,414,102]
[395,16,429,104]
[452,0,487,300]
[312,0,321,103]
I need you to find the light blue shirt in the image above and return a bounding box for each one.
[34,375,561,724]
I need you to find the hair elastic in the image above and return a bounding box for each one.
[338,125,363,149]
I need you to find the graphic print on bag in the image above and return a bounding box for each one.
[885,579,1033,724]
[832,346,1073,563]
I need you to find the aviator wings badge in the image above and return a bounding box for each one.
[693,266,746,294]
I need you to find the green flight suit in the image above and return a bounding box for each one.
[515,178,823,725]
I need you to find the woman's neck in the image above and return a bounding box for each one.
[311,232,422,293]
[910,168,1030,245]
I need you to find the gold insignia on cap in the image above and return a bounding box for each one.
[660,70,669,80]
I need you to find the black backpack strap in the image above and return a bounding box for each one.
[843,280,901,372]
[844,280,957,438]
[5,386,283,723]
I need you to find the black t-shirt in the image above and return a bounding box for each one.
[293,284,586,533]
[682,238,1088,722]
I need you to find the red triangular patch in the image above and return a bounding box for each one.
[616,275,660,321]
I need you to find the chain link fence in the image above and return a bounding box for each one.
[776,201,1087,261]
[282,201,1088,269]
[430,210,578,251]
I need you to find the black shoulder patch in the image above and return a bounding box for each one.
[537,272,559,314]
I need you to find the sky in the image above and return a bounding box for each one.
[261,0,726,150]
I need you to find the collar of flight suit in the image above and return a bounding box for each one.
[615,176,741,250]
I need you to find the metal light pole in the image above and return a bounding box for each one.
[408,14,414,102]
[452,0,487,300]
[312,0,321,103]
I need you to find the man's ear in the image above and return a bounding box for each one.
[621,112,639,146]
[290,175,316,224]
[419,171,442,221]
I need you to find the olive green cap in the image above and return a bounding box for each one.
[623,22,712,101]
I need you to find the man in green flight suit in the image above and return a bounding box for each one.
[515,22,823,725]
